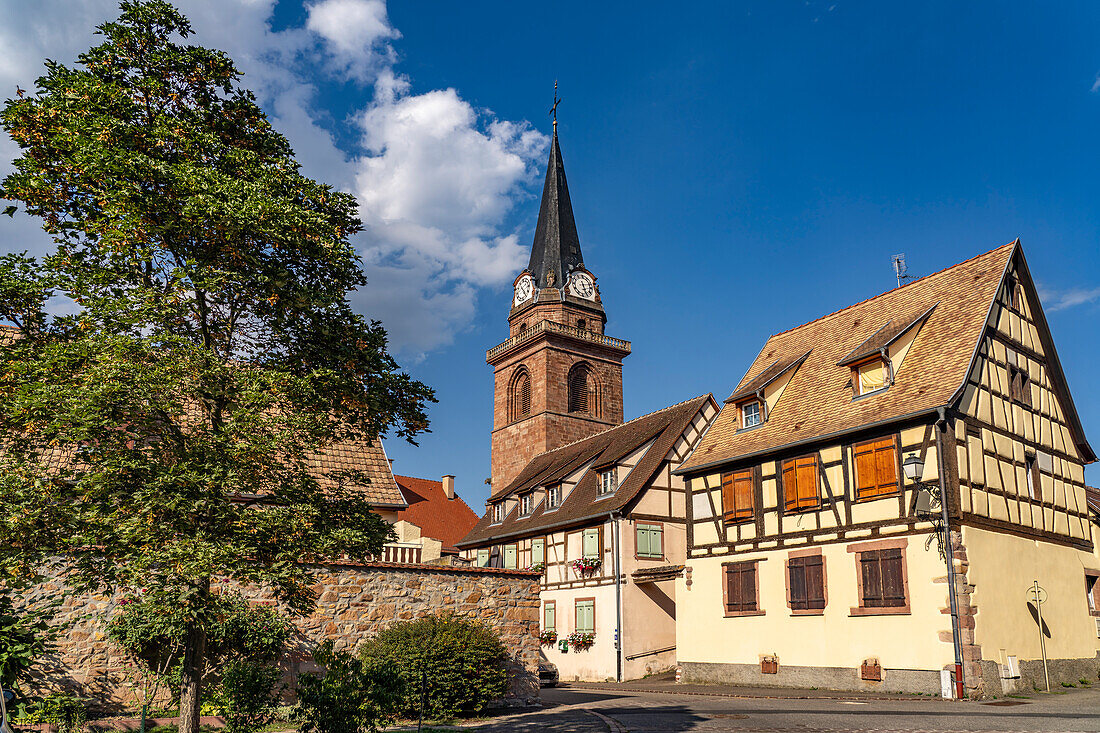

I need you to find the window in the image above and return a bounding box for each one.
[582,527,601,560]
[787,553,826,613]
[509,368,531,422]
[720,469,754,523]
[723,561,760,616]
[520,493,533,515]
[545,485,561,510]
[503,544,517,569]
[532,538,545,566]
[598,469,617,496]
[855,358,888,395]
[1086,573,1100,618]
[577,318,586,330]
[781,455,819,513]
[492,503,506,523]
[476,548,489,567]
[741,400,762,428]
[1009,364,1032,408]
[1025,453,1040,501]
[1007,276,1023,311]
[568,363,598,415]
[853,437,899,500]
[636,523,663,559]
[575,598,595,633]
[544,600,556,631]
[857,548,908,611]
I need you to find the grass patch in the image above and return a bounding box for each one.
[1005,693,1031,699]
[1061,682,1076,688]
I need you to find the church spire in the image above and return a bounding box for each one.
[528,96,583,290]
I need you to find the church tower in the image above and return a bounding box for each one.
[487,124,631,491]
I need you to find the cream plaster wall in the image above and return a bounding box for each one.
[677,534,955,673]
[540,583,618,681]
[963,526,1100,662]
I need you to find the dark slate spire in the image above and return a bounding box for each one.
[528,129,583,290]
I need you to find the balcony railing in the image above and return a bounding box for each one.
[486,319,632,361]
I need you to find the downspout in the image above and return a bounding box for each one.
[610,512,623,683]
[935,406,965,698]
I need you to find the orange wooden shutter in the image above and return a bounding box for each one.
[721,473,735,517]
[854,442,877,496]
[782,461,797,511]
[796,456,818,509]
[873,439,897,495]
[734,470,753,519]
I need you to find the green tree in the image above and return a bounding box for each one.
[0,3,433,732]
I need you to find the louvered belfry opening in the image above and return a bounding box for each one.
[510,368,531,422]
[568,362,594,415]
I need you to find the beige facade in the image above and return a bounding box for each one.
[675,242,1097,698]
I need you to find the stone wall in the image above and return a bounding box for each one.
[15,561,541,711]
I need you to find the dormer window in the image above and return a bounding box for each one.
[740,400,762,429]
[598,469,618,496]
[854,357,888,396]
[545,485,561,510]
[520,493,533,516]
[492,503,506,524]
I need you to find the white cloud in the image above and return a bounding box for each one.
[0,0,546,356]
[1092,73,1100,93]
[1039,284,1100,312]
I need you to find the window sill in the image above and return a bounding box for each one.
[849,605,911,617]
[722,514,755,526]
[783,504,821,515]
[852,490,900,504]
[851,387,890,402]
[636,554,664,561]
[735,422,766,434]
[724,609,766,618]
[593,493,616,501]
[789,608,826,616]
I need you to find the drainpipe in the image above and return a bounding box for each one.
[610,512,623,683]
[936,406,965,699]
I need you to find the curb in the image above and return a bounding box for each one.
[561,683,946,703]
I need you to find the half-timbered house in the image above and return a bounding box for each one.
[674,241,1096,697]
[458,394,718,682]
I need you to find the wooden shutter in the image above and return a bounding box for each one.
[532,539,545,565]
[477,548,489,567]
[860,549,906,608]
[789,557,808,610]
[582,527,600,559]
[504,544,517,569]
[783,455,819,511]
[860,551,884,606]
[637,524,661,557]
[568,366,589,414]
[636,525,651,557]
[725,562,757,613]
[880,549,906,607]
[576,600,595,633]
[544,602,555,630]
[721,470,754,521]
[854,437,898,499]
[789,555,825,611]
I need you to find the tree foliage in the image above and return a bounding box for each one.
[0,1,433,729]
[296,641,400,733]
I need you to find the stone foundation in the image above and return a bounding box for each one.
[678,661,942,695]
[13,561,541,711]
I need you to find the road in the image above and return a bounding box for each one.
[474,684,1100,732]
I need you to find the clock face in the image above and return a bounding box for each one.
[513,274,534,306]
[569,271,595,300]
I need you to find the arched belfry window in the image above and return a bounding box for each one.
[567,362,601,417]
[509,367,531,422]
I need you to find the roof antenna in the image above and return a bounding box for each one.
[892,253,913,288]
[550,80,561,133]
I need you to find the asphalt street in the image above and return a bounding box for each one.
[473,685,1100,732]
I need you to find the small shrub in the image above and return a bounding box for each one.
[296,641,400,733]
[357,613,508,720]
[39,694,87,733]
[219,661,282,733]
[0,593,56,697]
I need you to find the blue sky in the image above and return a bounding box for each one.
[1,1,1098,508]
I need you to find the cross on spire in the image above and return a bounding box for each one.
[550,81,561,132]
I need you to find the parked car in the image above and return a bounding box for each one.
[538,652,559,687]
[1,687,14,733]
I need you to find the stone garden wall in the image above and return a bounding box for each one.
[15,561,542,710]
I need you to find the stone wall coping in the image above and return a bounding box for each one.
[307,559,542,576]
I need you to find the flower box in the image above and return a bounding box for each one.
[566,631,595,650]
[570,557,601,576]
[539,630,558,646]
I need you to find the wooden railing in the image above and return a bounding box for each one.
[486,319,631,361]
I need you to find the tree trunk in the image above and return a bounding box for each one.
[178,617,208,733]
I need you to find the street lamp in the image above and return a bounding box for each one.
[902,452,923,482]
[904,453,940,518]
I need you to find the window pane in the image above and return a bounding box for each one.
[859,361,886,393]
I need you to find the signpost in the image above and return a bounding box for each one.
[1027,581,1050,693]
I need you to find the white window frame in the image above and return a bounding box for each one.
[521,493,533,515]
[492,503,505,524]
[546,486,561,510]
[598,469,618,496]
[742,401,762,428]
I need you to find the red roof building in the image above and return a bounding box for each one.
[394,474,479,554]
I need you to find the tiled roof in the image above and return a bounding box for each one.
[727,351,810,404]
[394,474,480,552]
[457,394,715,547]
[307,436,405,508]
[1086,486,1100,519]
[679,242,1018,473]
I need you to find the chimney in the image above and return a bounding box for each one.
[442,475,455,500]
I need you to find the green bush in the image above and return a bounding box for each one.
[295,641,400,733]
[357,614,509,720]
[218,661,282,733]
[38,694,87,733]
